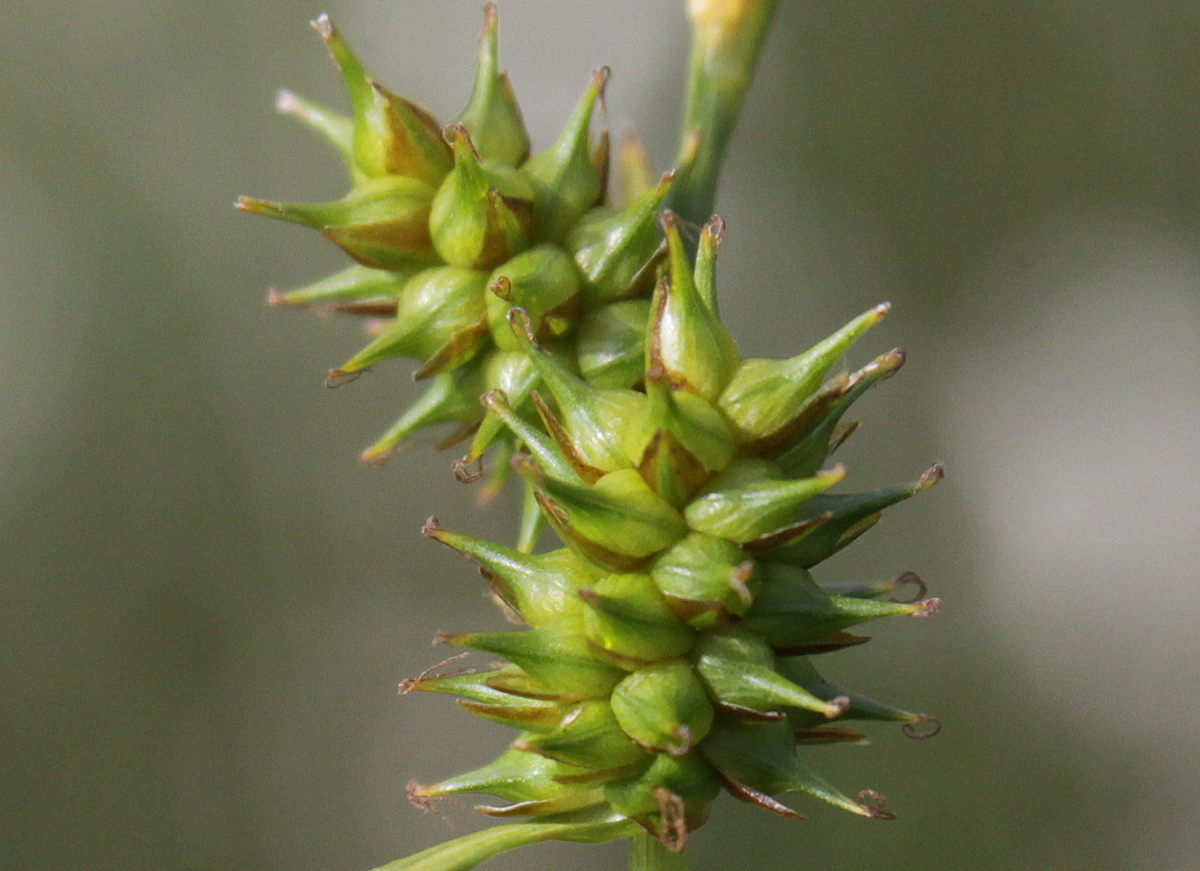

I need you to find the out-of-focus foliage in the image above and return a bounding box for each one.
[2,2,1198,871]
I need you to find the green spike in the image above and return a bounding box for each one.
[718,303,891,445]
[457,697,573,734]
[510,309,645,477]
[452,3,531,166]
[692,627,846,718]
[520,464,687,571]
[274,89,358,181]
[405,666,514,702]
[522,68,610,243]
[649,212,740,401]
[579,573,695,665]
[743,562,940,650]
[516,701,650,771]
[776,348,907,475]
[483,664,587,703]
[423,520,591,628]
[567,170,675,305]
[765,463,945,567]
[575,300,652,389]
[701,718,880,818]
[444,619,625,699]
[650,532,757,628]
[684,462,846,543]
[237,175,437,271]
[609,660,714,754]
[358,366,484,465]
[474,791,610,820]
[430,125,533,269]
[266,263,408,308]
[486,245,581,351]
[326,266,487,382]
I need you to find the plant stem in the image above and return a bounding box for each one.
[629,831,688,871]
[669,0,781,230]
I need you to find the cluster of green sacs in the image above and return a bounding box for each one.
[405,205,942,844]
[239,8,676,471]
[242,7,942,851]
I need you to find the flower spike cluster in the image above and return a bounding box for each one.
[402,212,942,862]
[243,8,944,869]
[238,6,675,474]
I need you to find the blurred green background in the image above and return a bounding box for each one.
[3,1,1198,870]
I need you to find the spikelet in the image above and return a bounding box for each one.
[246,8,943,869]
[399,212,942,864]
[239,6,673,467]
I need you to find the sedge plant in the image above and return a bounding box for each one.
[240,3,943,869]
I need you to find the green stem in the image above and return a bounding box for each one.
[629,831,688,871]
[668,0,781,229]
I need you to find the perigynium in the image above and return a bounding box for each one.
[241,5,942,870]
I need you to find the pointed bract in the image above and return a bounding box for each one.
[684,462,846,543]
[275,88,358,180]
[524,464,687,571]
[267,263,408,308]
[328,267,487,381]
